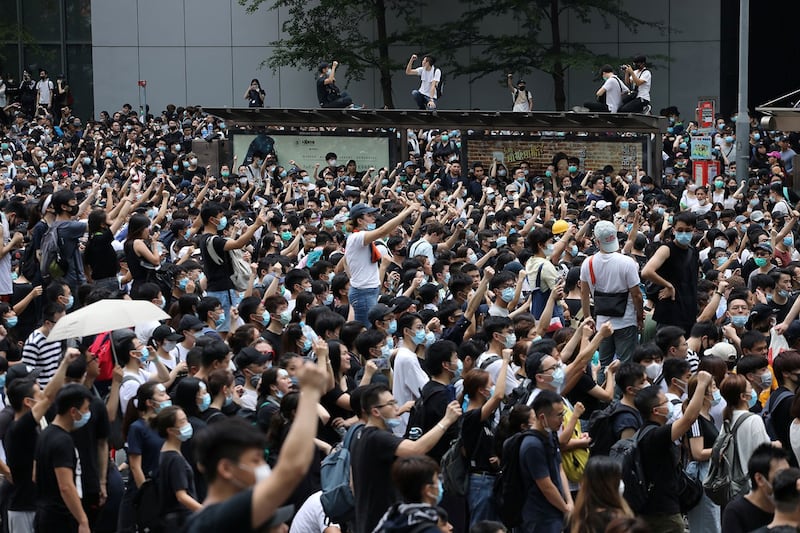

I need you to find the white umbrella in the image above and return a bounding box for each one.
[47,299,170,342]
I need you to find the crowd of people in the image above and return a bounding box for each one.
[1,70,800,533]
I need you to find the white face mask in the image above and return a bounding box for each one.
[644,362,662,382]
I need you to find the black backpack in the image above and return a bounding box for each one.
[405,383,446,441]
[763,388,793,440]
[587,401,642,456]
[494,429,552,528]
[610,425,656,513]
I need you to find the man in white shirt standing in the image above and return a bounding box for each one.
[580,220,643,367]
[35,69,54,111]
[620,55,652,113]
[405,54,441,110]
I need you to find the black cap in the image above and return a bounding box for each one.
[178,314,205,332]
[151,325,184,343]
[392,296,418,314]
[318,61,330,72]
[784,320,800,345]
[367,303,397,325]
[749,304,775,324]
[6,364,41,388]
[235,347,269,369]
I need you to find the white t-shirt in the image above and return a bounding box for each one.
[415,67,441,99]
[475,351,519,395]
[602,76,627,113]
[36,79,53,104]
[634,69,651,102]
[290,491,339,533]
[409,238,435,265]
[120,368,150,416]
[579,252,640,329]
[0,214,11,296]
[790,420,800,466]
[392,346,429,436]
[345,231,380,289]
[240,388,258,411]
[732,410,771,473]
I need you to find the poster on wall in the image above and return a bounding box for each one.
[467,137,647,176]
[231,132,391,171]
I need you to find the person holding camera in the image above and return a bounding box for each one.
[582,65,629,113]
[619,55,651,113]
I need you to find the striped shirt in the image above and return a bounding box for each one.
[21,330,63,388]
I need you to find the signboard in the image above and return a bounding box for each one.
[467,137,646,174]
[693,160,721,186]
[690,136,713,160]
[697,99,715,130]
[231,133,390,171]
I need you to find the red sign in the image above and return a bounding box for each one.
[137,80,147,87]
[692,160,721,186]
[697,100,714,130]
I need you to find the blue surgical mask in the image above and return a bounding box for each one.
[178,278,190,291]
[424,331,436,347]
[784,236,794,247]
[73,409,92,429]
[366,222,376,230]
[551,366,566,392]
[779,289,790,299]
[412,329,427,346]
[155,399,172,413]
[504,333,516,349]
[381,344,391,358]
[199,393,211,412]
[6,316,17,328]
[436,479,444,504]
[279,310,292,326]
[177,424,194,442]
[387,319,397,334]
[674,231,693,246]
[544,243,555,257]
[730,315,748,328]
[224,394,233,407]
[139,346,150,363]
[451,359,463,380]
[215,313,226,328]
[747,389,758,409]
[501,287,515,303]
[711,390,722,406]
[384,416,402,430]
[620,201,629,210]
[261,311,271,326]
[217,216,228,231]
[761,371,773,389]
[65,295,74,309]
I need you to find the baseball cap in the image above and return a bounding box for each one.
[349,203,379,220]
[367,303,397,325]
[703,342,737,362]
[755,242,773,254]
[333,213,348,224]
[594,220,620,253]
[750,210,765,222]
[595,200,611,210]
[768,151,781,158]
[151,325,183,343]
[552,220,569,235]
[235,346,269,369]
[178,315,205,332]
[734,215,748,224]
[392,296,418,314]
[749,303,775,324]
[403,161,416,169]
[6,364,41,388]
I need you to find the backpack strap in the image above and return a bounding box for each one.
[588,256,596,285]
[204,235,225,266]
[730,412,754,435]
[342,422,364,450]
[479,355,501,370]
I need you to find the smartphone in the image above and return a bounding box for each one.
[374,357,389,370]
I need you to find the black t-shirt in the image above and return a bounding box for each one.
[260,329,283,359]
[319,383,354,445]
[565,372,603,419]
[158,450,196,518]
[35,424,79,519]
[772,295,797,324]
[461,408,497,473]
[768,386,795,464]
[638,422,680,515]
[71,395,110,497]
[11,281,38,345]
[750,526,797,533]
[182,416,208,501]
[418,381,457,463]
[84,228,119,279]
[316,76,339,105]
[183,487,253,533]
[200,233,234,291]
[351,426,403,533]
[5,411,39,511]
[722,495,773,533]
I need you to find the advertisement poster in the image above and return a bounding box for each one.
[231,133,390,171]
[690,136,713,160]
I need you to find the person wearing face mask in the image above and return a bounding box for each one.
[351,384,461,533]
[460,353,510,525]
[372,455,448,533]
[632,371,713,532]
[234,347,270,412]
[151,405,203,529]
[749,242,778,285]
[662,358,691,422]
[33,384,94,533]
[183,363,327,533]
[525,228,567,327]
[487,271,523,318]
[764,351,800,466]
[253,367,292,433]
[43,189,92,295]
[202,368,236,424]
[261,295,290,358]
[736,355,772,416]
[149,325,184,373]
[683,375,722,533]
[393,313,435,436]
[722,444,791,533]
[642,211,700,336]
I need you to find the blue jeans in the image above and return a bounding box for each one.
[468,473,498,526]
[412,90,437,110]
[686,461,720,533]
[597,324,638,367]
[349,286,380,327]
[521,518,564,533]
[206,289,242,333]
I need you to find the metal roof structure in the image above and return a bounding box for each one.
[756,88,800,131]
[204,107,667,134]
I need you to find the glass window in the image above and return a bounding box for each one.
[65,0,91,42]
[0,0,18,25]
[0,45,20,79]
[23,44,60,75]
[22,0,63,42]
[66,44,92,119]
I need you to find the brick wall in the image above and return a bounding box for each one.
[466,137,646,175]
